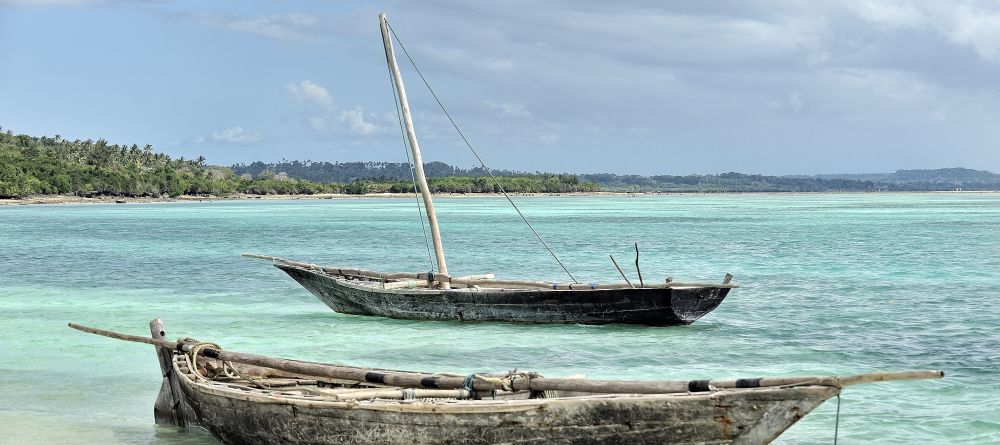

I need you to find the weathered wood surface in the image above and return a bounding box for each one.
[278,264,732,325]
[173,358,840,445]
[69,323,943,396]
[70,321,943,444]
[150,319,200,427]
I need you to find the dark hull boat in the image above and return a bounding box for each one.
[264,257,734,325]
[69,321,945,445]
[247,14,740,325]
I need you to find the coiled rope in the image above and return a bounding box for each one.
[181,339,269,389]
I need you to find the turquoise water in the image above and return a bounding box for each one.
[1,193,998,444]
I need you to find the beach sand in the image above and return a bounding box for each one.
[0,192,638,206]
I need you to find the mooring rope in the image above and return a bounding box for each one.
[386,21,578,283]
[833,394,841,444]
[386,57,436,272]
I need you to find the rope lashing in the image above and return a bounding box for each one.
[462,373,477,393]
[180,339,269,389]
[461,371,541,395]
[401,388,416,400]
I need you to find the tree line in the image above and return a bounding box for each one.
[0,128,598,198]
[5,127,994,199]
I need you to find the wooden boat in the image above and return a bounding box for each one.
[245,13,738,326]
[70,321,944,445]
[244,254,736,325]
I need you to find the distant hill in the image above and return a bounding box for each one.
[236,161,1000,192]
[788,168,1000,183]
[786,168,1000,190]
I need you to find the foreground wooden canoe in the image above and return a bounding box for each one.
[246,254,737,326]
[70,321,944,445]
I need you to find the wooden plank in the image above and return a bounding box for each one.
[150,318,186,427]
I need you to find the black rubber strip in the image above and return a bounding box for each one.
[365,372,387,384]
[736,378,761,388]
[688,380,711,392]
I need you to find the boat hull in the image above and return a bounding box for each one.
[175,364,837,445]
[276,264,730,325]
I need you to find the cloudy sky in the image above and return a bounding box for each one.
[1,0,998,175]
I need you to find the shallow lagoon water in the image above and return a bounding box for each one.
[1,193,998,444]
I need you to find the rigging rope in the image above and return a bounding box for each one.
[386,22,578,283]
[386,57,436,271]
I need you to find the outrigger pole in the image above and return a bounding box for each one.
[380,12,449,280]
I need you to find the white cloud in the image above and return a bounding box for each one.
[308,116,330,131]
[287,80,333,110]
[485,101,531,117]
[186,12,321,41]
[851,1,927,28]
[0,0,99,4]
[849,0,1000,63]
[339,108,377,135]
[212,126,260,143]
[946,5,1000,62]
[418,45,516,71]
[539,133,560,144]
[765,92,805,113]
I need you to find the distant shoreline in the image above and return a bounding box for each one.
[2,190,997,206]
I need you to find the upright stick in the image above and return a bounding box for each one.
[380,12,449,282]
[634,242,644,287]
[610,255,635,288]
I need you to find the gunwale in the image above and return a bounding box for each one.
[177,358,840,414]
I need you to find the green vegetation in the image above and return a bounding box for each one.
[0,128,337,198]
[0,128,597,198]
[3,127,997,199]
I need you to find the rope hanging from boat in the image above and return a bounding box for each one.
[386,21,578,283]
[386,55,436,272]
[833,394,841,444]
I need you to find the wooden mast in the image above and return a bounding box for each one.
[379,12,449,281]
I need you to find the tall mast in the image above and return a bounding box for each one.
[379,13,449,278]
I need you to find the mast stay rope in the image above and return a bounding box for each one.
[386,21,578,283]
[386,60,436,271]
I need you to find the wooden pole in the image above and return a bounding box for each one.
[379,12,449,284]
[610,255,635,288]
[69,322,942,395]
[634,242,644,288]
